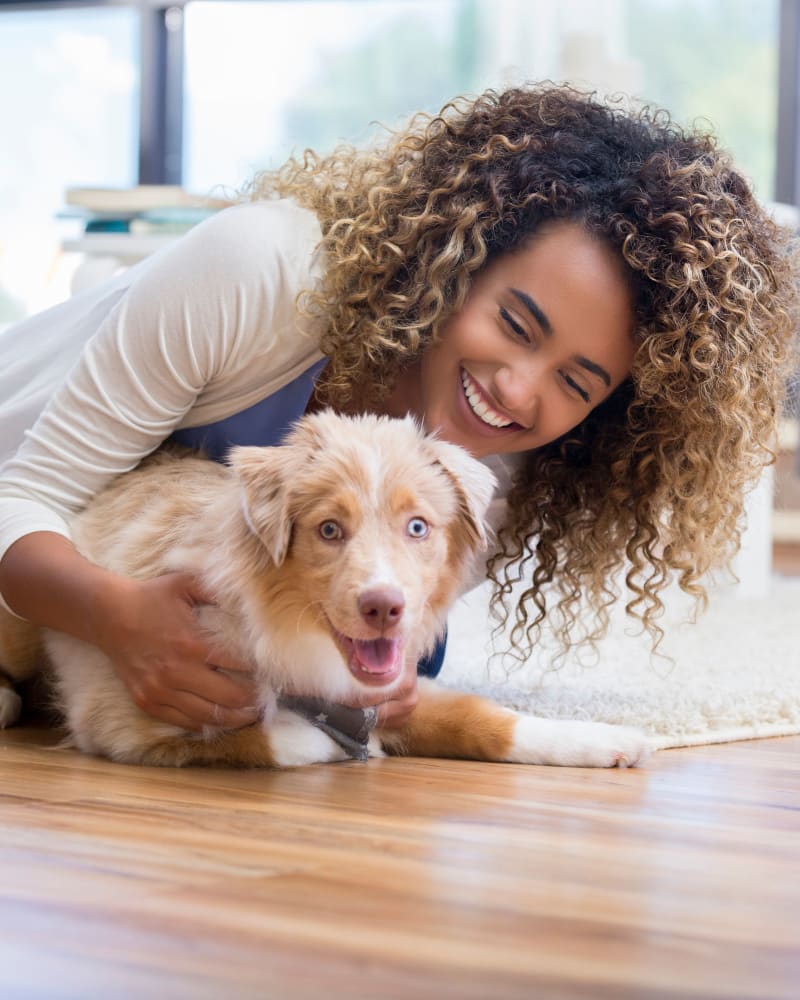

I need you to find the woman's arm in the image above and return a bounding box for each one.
[0,203,323,727]
[0,532,259,730]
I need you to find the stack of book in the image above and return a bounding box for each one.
[63,185,230,237]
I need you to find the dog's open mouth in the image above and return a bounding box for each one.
[335,634,405,686]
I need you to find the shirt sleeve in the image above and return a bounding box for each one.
[0,201,321,601]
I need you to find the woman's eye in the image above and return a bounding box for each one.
[560,372,591,404]
[318,520,343,541]
[407,517,430,539]
[499,306,531,343]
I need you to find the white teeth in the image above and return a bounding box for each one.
[461,370,512,428]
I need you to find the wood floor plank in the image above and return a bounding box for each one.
[1,725,798,999]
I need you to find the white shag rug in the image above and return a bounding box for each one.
[442,575,800,750]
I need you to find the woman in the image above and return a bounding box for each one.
[0,84,796,732]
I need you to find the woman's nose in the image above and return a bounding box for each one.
[493,362,540,427]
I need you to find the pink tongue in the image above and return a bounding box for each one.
[353,638,400,673]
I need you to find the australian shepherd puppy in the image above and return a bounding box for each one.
[0,412,649,769]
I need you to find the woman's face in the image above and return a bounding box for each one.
[391,222,637,459]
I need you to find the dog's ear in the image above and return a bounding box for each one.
[425,439,497,551]
[227,446,299,566]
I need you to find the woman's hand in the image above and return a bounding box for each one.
[93,572,260,731]
[0,535,258,731]
[375,668,419,728]
[345,657,420,730]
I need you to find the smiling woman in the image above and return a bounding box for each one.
[262,84,798,660]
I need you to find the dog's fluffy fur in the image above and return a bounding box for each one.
[0,413,650,768]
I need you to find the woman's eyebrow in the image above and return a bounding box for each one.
[510,288,552,335]
[576,355,611,386]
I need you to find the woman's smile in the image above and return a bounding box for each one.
[458,367,523,434]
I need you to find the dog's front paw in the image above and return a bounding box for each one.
[0,686,22,728]
[510,716,652,768]
[268,709,352,768]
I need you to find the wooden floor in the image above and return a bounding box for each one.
[1,725,798,999]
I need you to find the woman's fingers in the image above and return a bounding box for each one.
[341,661,419,729]
[375,683,420,729]
[199,638,255,676]
[125,653,259,718]
[174,572,219,608]
[165,690,260,729]
[177,660,258,710]
[140,698,260,732]
[101,572,262,728]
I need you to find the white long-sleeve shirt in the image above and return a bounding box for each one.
[0,200,325,571]
[0,198,516,611]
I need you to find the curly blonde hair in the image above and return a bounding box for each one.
[246,83,799,659]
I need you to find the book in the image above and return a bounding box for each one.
[129,207,218,236]
[65,185,230,214]
[84,218,131,234]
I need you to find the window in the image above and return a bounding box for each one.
[0,3,139,320]
[626,0,778,200]
[183,0,476,193]
[0,0,784,321]
[183,0,779,201]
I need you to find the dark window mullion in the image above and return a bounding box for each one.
[776,0,800,205]
[138,2,184,185]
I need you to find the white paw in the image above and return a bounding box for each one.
[0,686,22,728]
[268,709,351,767]
[510,715,652,768]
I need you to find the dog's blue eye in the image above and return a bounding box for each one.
[407,517,429,539]
[318,520,343,541]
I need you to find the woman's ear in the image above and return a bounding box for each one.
[227,446,300,566]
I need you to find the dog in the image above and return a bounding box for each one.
[0,412,650,769]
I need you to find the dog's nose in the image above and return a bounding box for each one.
[358,587,405,629]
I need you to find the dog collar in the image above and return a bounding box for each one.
[279,695,378,762]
